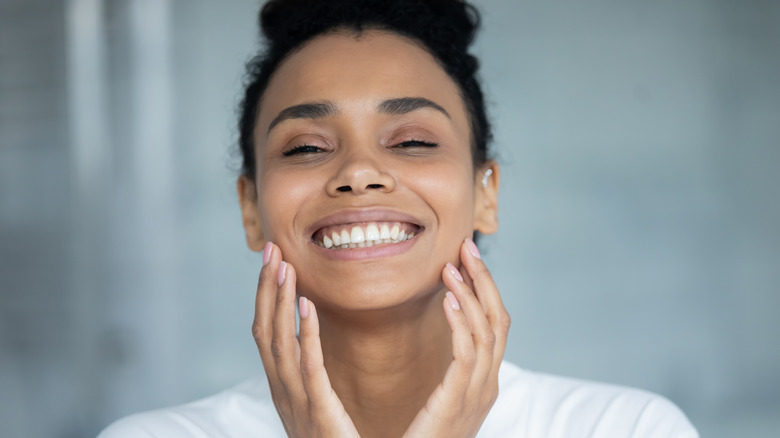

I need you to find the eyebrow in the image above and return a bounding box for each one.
[267,101,339,133]
[266,97,450,134]
[377,97,450,119]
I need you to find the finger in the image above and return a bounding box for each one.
[443,263,496,383]
[459,239,500,311]
[459,264,475,292]
[299,301,361,436]
[271,261,306,401]
[253,242,282,371]
[439,291,475,399]
[252,243,293,416]
[442,263,492,340]
[299,298,336,409]
[460,238,511,374]
[460,240,510,338]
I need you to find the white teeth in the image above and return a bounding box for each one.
[365,224,380,241]
[351,226,365,243]
[319,222,418,249]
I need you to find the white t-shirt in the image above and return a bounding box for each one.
[99,362,698,437]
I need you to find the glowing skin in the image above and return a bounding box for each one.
[238,30,504,438]
[241,31,497,313]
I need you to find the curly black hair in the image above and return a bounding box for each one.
[237,0,492,180]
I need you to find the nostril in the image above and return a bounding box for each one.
[337,185,351,192]
[367,184,383,189]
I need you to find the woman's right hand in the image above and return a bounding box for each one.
[252,242,360,438]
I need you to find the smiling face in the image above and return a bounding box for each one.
[239,30,498,313]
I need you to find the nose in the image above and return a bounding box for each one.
[325,151,396,196]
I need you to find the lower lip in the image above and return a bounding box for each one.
[310,232,421,261]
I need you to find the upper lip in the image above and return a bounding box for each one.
[307,207,425,238]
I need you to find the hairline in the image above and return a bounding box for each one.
[249,26,480,173]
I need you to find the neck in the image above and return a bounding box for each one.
[317,290,452,438]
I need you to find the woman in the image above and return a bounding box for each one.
[101,0,698,436]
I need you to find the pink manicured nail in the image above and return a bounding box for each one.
[446,263,464,282]
[299,296,309,319]
[262,242,273,266]
[277,261,287,286]
[445,291,460,310]
[466,238,481,259]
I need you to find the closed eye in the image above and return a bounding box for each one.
[283,144,324,156]
[396,139,438,148]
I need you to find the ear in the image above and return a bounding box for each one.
[473,161,500,235]
[237,175,266,252]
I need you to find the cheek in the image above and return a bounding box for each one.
[257,169,315,243]
[407,158,475,257]
[420,160,475,227]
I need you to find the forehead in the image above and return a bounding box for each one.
[256,30,470,135]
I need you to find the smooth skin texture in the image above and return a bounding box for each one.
[238,30,508,438]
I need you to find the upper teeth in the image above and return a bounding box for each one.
[319,222,415,249]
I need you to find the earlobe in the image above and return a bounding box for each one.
[237,175,266,252]
[473,162,500,235]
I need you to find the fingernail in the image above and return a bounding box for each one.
[445,291,460,310]
[466,238,481,259]
[262,242,273,266]
[446,263,463,282]
[277,261,287,286]
[299,296,309,319]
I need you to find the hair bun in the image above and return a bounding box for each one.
[424,0,479,49]
[258,0,479,53]
[237,0,491,181]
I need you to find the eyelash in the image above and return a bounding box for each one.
[283,144,323,156]
[282,139,438,156]
[396,139,438,148]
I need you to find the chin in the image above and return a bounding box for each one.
[296,272,444,313]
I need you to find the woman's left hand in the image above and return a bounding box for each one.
[403,238,511,438]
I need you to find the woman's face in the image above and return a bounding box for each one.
[239,30,498,312]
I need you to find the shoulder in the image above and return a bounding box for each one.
[479,361,699,438]
[98,376,285,438]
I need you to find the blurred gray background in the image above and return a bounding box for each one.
[1,0,778,437]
